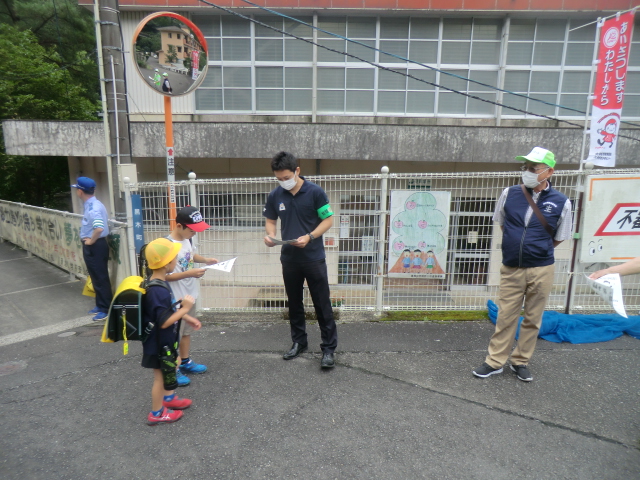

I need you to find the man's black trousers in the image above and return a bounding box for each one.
[281,259,337,354]
[83,237,113,313]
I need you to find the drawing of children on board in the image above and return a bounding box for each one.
[388,247,445,275]
[402,249,411,273]
[412,249,424,272]
[425,250,435,272]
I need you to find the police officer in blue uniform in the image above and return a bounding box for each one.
[263,151,338,369]
[72,177,112,321]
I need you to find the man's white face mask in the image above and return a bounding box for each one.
[278,174,297,191]
[521,166,549,189]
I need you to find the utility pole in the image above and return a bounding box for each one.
[94,0,132,221]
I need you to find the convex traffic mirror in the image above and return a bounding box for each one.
[132,12,208,96]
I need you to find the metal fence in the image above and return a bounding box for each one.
[136,168,640,316]
[0,200,132,288]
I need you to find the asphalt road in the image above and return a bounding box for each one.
[137,54,197,95]
[1,240,639,479]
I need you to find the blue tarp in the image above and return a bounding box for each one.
[487,299,640,344]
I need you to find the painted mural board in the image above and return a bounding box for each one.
[580,174,640,263]
[0,201,125,284]
[387,191,451,279]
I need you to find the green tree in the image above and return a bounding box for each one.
[0,24,99,209]
[0,0,99,103]
[166,44,178,64]
[136,31,161,55]
[0,1,99,209]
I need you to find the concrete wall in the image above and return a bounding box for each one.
[4,119,640,168]
[3,121,105,157]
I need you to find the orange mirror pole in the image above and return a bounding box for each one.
[164,94,177,230]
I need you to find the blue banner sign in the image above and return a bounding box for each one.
[131,194,145,254]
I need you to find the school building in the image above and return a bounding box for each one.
[3,1,639,187]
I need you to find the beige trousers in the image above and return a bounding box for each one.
[485,264,555,368]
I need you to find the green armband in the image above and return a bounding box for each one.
[317,204,334,220]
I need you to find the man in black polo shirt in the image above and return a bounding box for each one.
[263,151,338,369]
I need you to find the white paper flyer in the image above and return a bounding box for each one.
[203,257,237,273]
[585,273,627,318]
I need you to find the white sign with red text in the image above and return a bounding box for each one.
[587,12,635,167]
[580,174,640,263]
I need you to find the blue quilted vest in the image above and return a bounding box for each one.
[501,183,568,268]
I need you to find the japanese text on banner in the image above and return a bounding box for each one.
[587,11,636,168]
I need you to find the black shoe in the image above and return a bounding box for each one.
[321,353,335,369]
[283,343,307,360]
[510,364,533,382]
[472,362,503,378]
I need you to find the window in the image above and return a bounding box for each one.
[316,17,376,113]
[199,192,267,228]
[192,14,639,121]
[503,18,592,119]
[194,66,252,111]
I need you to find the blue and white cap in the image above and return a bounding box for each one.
[71,177,96,192]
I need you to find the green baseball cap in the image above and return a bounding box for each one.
[515,147,556,168]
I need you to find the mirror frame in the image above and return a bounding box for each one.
[131,11,209,97]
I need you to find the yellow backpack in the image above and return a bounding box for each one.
[101,276,171,346]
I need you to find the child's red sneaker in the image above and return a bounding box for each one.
[163,395,192,410]
[147,407,183,426]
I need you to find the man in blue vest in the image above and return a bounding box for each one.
[263,151,338,369]
[72,177,113,321]
[473,148,573,382]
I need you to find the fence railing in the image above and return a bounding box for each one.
[136,168,640,316]
[0,200,132,289]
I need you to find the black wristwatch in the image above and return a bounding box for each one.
[308,233,315,242]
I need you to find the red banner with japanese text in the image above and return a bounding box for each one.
[587,11,635,167]
[191,49,200,81]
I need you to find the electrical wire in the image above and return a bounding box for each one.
[195,0,640,142]
[239,0,586,116]
[115,8,135,164]
[569,6,639,31]
[239,0,640,129]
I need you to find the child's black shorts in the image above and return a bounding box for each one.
[141,354,161,369]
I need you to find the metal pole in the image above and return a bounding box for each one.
[188,170,198,251]
[187,171,202,314]
[578,18,602,171]
[110,55,120,167]
[375,166,390,315]
[98,0,131,220]
[93,0,115,218]
[565,19,602,315]
[123,177,137,277]
[164,95,177,230]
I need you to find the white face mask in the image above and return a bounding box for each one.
[278,174,297,191]
[521,169,548,189]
